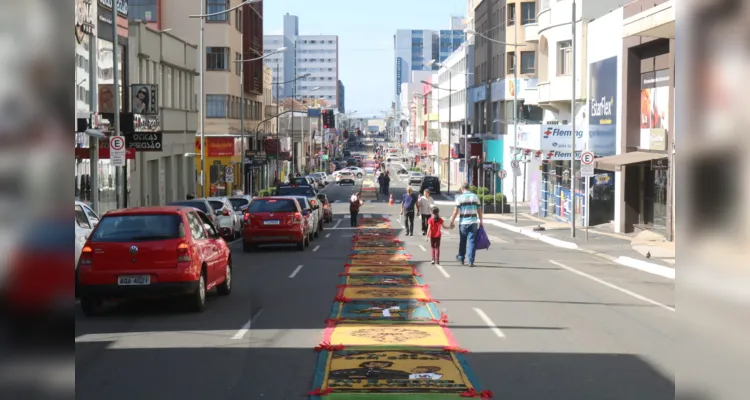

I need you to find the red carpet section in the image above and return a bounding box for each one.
[308,216,491,399]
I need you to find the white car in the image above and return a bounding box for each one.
[75,201,100,269]
[337,171,356,185]
[205,197,242,239]
[228,195,253,224]
[344,167,364,178]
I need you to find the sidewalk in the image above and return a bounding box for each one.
[481,211,675,280]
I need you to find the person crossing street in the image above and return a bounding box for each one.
[401,187,418,236]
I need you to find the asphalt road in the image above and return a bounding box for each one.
[75,161,676,399]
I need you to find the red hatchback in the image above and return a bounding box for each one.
[77,206,232,316]
[242,197,308,252]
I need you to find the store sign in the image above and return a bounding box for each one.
[131,84,159,115]
[541,125,585,152]
[98,0,127,16]
[75,0,95,43]
[514,124,542,149]
[639,69,670,151]
[588,56,618,156]
[126,132,162,151]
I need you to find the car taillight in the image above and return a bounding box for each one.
[243,213,249,222]
[223,210,230,216]
[323,204,329,209]
[80,245,93,265]
[177,242,191,263]
[310,199,316,206]
[293,212,302,224]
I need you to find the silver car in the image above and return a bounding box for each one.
[205,197,242,239]
[228,195,252,224]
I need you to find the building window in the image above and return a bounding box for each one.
[206,0,229,22]
[130,0,158,22]
[521,51,536,74]
[235,52,241,76]
[206,47,229,71]
[507,52,515,75]
[521,2,536,25]
[206,94,227,117]
[557,40,572,75]
[508,3,516,26]
[235,9,242,32]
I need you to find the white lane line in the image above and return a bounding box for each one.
[363,214,372,218]
[435,263,450,278]
[228,238,242,246]
[289,264,304,278]
[313,245,320,252]
[333,219,342,229]
[473,308,506,338]
[333,200,339,203]
[549,260,675,312]
[325,233,331,238]
[418,245,427,252]
[232,308,264,340]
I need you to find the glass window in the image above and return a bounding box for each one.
[249,199,298,213]
[521,2,536,25]
[207,47,229,70]
[90,214,184,242]
[235,52,242,76]
[521,51,536,74]
[186,212,207,239]
[206,95,227,117]
[164,66,173,107]
[557,41,572,75]
[206,0,229,22]
[508,3,516,26]
[75,205,91,229]
[129,0,158,22]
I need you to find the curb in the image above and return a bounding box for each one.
[485,220,675,280]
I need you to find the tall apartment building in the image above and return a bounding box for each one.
[263,13,340,108]
[394,27,466,110]
[145,0,266,194]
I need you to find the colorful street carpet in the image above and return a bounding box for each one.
[309,216,491,399]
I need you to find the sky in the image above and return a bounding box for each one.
[263,0,466,119]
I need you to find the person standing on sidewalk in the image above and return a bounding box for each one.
[425,206,450,264]
[449,183,483,267]
[417,189,435,235]
[383,171,391,196]
[349,192,363,227]
[400,187,418,236]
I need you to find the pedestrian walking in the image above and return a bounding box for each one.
[449,183,484,267]
[425,206,450,264]
[377,171,384,195]
[383,171,391,196]
[349,192,363,227]
[400,187,418,236]
[417,189,435,235]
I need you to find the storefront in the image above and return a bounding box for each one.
[195,136,243,196]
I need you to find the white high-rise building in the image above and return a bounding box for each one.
[264,13,340,108]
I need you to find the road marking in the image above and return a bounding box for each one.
[363,214,372,218]
[333,219,342,229]
[232,308,264,340]
[228,238,242,246]
[549,260,675,312]
[312,245,320,252]
[333,200,339,203]
[488,235,507,244]
[325,233,331,238]
[418,245,426,252]
[289,264,304,278]
[473,308,506,338]
[435,263,450,278]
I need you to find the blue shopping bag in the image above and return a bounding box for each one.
[475,226,491,250]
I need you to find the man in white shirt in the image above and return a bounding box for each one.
[416,189,435,236]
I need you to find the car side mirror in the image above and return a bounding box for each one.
[215,210,222,216]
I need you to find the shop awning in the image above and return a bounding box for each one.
[595,151,667,171]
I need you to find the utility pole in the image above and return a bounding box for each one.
[239,25,246,194]
[448,70,452,194]
[513,14,519,223]
[112,17,123,209]
[89,32,99,213]
[570,0,577,238]
[275,63,280,180]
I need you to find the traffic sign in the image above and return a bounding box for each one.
[110,136,126,167]
[510,160,521,177]
[497,169,507,179]
[225,166,234,183]
[580,151,595,165]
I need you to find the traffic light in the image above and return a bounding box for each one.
[322,109,336,129]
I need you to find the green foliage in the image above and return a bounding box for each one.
[476,187,490,196]
[495,193,506,204]
[482,194,496,204]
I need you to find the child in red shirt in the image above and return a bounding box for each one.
[425,206,450,264]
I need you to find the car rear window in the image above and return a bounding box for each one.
[169,201,209,213]
[277,186,315,196]
[90,214,184,242]
[423,177,438,184]
[208,200,225,211]
[249,199,298,213]
[229,198,250,210]
[292,197,309,209]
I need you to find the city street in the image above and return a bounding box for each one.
[75,167,676,400]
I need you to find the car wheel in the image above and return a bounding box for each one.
[357,173,362,178]
[217,260,232,296]
[188,273,206,313]
[297,237,306,251]
[80,295,102,317]
[243,241,253,252]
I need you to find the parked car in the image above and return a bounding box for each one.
[228,195,252,224]
[242,197,308,252]
[408,171,425,186]
[168,199,218,226]
[308,173,326,188]
[76,201,99,296]
[204,197,242,240]
[77,206,232,316]
[337,171,356,185]
[316,193,333,223]
[280,196,319,242]
[419,176,441,194]
[275,183,323,233]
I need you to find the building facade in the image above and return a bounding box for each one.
[337,80,345,113]
[263,13,340,107]
[127,21,199,206]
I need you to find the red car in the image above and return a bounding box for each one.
[242,197,309,252]
[77,206,232,316]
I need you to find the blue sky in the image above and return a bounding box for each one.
[263,0,466,118]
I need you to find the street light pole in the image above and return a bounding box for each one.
[111,21,123,208]
[239,30,245,194]
[513,19,519,224]
[276,63,280,180]
[570,0,577,238]
[464,63,470,184]
[448,71,452,194]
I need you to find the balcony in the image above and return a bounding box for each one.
[536,75,581,109]
[524,86,539,106]
[622,0,674,39]
[524,23,539,43]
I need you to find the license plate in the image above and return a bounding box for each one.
[264,220,280,225]
[118,275,150,286]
